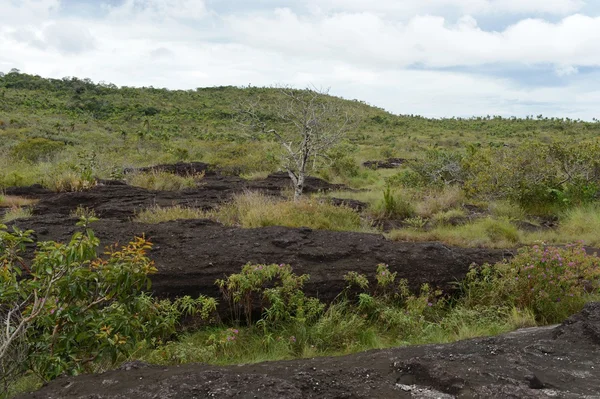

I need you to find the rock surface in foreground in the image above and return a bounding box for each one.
[19,303,600,398]
[14,216,511,305]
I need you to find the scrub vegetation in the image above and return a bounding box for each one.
[1,70,600,397]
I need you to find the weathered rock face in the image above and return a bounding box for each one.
[17,303,600,398]
[8,167,511,307]
[28,171,345,220]
[362,158,407,169]
[13,215,511,306]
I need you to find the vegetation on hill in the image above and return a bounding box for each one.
[1,70,600,396]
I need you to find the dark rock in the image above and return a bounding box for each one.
[327,197,368,212]
[362,158,407,169]
[525,374,545,389]
[18,303,600,398]
[124,161,216,177]
[12,216,510,313]
[3,184,52,198]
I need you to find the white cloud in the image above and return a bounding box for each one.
[43,22,96,54]
[106,0,207,21]
[0,0,599,120]
[305,0,585,16]
[555,65,579,76]
[226,11,600,69]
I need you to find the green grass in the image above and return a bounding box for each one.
[388,217,521,248]
[138,302,536,369]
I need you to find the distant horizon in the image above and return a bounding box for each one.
[4,68,599,122]
[3,1,600,121]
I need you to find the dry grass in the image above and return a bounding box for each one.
[44,171,97,192]
[211,191,371,232]
[414,186,464,218]
[0,195,38,208]
[240,171,271,181]
[134,205,206,224]
[2,206,33,223]
[389,205,600,248]
[526,205,600,247]
[126,171,204,191]
[69,205,97,219]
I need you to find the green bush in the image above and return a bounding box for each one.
[0,220,216,391]
[461,243,600,323]
[216,263,324,327]
[10,138,64,163]
[463,141,600,213]
[371,186,414,220]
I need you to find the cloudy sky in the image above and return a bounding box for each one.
[2,0,600,119]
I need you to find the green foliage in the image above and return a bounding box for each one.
[10,138,64,163]
[461,243,600,323]
[0,221,215,393]
[408,149,465,187]
[326,143,360,178]
[463,141,600,213]
[372,186,414,220]
[216,263,324,327]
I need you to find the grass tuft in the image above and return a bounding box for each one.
[0,195,38,208]
[388,217,521,248]
[134,205,206,224]
[2,206,33,223]
[211,191,370,232]
[126,171,204,191]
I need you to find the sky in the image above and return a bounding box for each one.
[1,0,600,120]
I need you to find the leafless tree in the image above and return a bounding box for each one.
[237,86,355,201]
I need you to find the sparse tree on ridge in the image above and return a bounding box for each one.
[237,86,355,201]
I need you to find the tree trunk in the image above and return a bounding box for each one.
[288,170,305,202]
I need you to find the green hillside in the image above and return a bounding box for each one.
[2,70,599,183]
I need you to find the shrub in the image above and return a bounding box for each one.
[216,263,324,327]
[460,243,600,323]
[10,138,64,163]
[0,220,216,391]
[463,141,600,213]
[407,149,465,187]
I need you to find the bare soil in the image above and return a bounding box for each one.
[18,303,600,398]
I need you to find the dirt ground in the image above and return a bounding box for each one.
[17,302,600,398]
